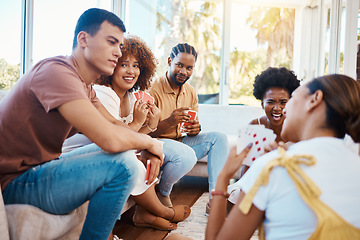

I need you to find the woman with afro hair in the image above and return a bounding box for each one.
[251,67,300,143]
[227,67,300,210]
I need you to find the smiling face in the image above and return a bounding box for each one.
[167,52,196,87]
[84,21,124,76]
[261,87,290,127]
[112,55,140,92]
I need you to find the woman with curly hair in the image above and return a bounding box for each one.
[251,67,300,142]
[62,35,191,232]
[94,34,159,133]
[227,67,300,209]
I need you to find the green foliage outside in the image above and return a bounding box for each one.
[155,0,222,95]
[155,0,295,105]
[0,58,20,90]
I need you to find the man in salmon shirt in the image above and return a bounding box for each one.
[0,8,163,240]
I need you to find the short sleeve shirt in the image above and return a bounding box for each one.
[238,137,360,240]
[0,56,101,190]
[149,73,198,139]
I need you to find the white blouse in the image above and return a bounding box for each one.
[93,85,136,124]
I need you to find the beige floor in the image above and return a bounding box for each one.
[170,192,259,239]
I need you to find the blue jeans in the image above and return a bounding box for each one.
[157,138,198,196]
[2,144,139,240]
[158,131,228,198]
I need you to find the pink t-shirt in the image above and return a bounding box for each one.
[0,56,101,190]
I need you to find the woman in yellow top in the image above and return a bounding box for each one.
[206,74,360,240]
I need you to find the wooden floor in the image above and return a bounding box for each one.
[113,176,209,240]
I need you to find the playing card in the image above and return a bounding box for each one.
[183,110,197,126]
[133,91,142,100]
[142,91,155,103]
[237,125,276,166]
[180,110,197,135]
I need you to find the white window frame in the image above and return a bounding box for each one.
[20,0,34,76]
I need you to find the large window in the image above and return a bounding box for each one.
[32,0,112,65]
[228,4,295,105]
[125,0,358,105]
[0,0,357,105]
[0,0,21,90]
[126,0,223,99]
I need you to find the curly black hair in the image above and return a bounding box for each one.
[96,34,158,91]
[253,67,301,100]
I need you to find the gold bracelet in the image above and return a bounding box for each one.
[211,189,230,198]
[146,124,157,132]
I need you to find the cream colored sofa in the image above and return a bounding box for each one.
[186,104,263,179]
[0,189,88,240]
[0,187,134,240]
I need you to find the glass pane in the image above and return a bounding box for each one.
[127,0,223,101]
[229,3,295,105]
[0,0,21,90]
[338,4,347,74]
[323,7,331,75]
[33,0,111,65]
[323,2,347,75]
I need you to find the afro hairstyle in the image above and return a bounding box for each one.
[253,67,300,100]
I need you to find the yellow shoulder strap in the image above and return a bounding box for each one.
[238,147,360,240]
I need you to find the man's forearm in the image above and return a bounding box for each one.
[149,118,174,138]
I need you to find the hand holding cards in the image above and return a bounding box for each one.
[180,110,197,136]
[237,125,276,166]
[133,91,155,104]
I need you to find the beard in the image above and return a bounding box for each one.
[170,73,189,86]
